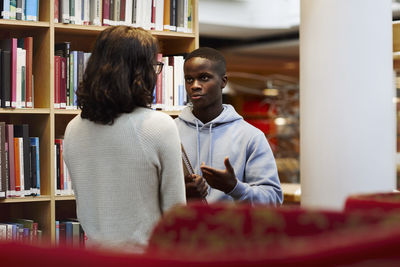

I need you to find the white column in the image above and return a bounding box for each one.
[300,0,395,210]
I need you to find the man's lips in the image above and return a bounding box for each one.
[190,94,204,100]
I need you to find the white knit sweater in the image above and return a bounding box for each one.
[63,107,186,251]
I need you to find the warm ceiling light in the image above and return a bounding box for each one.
[263,88,279,96]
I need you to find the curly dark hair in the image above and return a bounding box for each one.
[77,26,159,125]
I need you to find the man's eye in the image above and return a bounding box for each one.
[185,78,193,83]
[201,76,209,81]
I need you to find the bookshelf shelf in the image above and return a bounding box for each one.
[0,19,50,29]
[0,108,51,114]
[0,196,51,203]
[54,109,80,115]
[55,195,75,201]
[55,23,106,35]
[0,0,199,243]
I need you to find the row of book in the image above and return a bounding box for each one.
[55,42,91,109]
[55,138,73,196]
[0,123,40,199]
[0,218,42,243]
[55,0,193,33]
[0,37,34,109]
[0,0,39,21]
[55,220,86,247]
[152,54,187,110]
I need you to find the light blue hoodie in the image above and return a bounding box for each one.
[175,104,283,205]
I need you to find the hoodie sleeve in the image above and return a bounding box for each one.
[227,132,283,205]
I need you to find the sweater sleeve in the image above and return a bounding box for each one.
[227,132,283,205]
[144,113,187,213]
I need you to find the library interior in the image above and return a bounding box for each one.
[0,0,400,265]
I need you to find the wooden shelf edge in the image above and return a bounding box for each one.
[54,24,196,39]
[0,19,49,28]
[54,109,81,115]
[0,195,51,203]
[0,108,50,114]
[55,195,75,201]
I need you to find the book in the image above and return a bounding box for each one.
[24,37,33,108]
[60,0,70,23]
[0,122,5,199]
[0,38,17,108]
[55,42,71,108]
[25,0,38,21]
[6,124,15,197]
[181,144,207,203]
[1,50,11,108]
[30,137,40,195]
[14,124,31,196]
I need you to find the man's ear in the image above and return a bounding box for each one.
[221,75,228,89]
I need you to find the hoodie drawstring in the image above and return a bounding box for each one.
[209,124,213,167]
[195,121,214,174]
[195,120,201,174]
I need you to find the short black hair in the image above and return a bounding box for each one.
[185,47,226,75]
[77,26,158,125]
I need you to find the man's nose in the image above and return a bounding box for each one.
[191,80,201,90]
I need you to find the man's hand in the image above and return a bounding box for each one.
[200,157,238,194]
[185,174,208,200]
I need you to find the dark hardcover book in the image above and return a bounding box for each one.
[170,0,177,30]
[15,0,22,20]
[0,2,3,19]
[14,124,32,196]
[55,42,71,107]
[0,122,5,199]
[1,50,11,108]
[109,0,114,21]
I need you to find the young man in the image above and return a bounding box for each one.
[175,47,283,205]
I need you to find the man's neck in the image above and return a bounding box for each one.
[193,105,224,124]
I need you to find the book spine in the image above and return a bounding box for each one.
[60,57,67,108]
[6,125,15,197]
[0,122,5,199]
[25,0,38,21]
[2,0,10,19]
[54,0,60,22]
[102,0,110,25]
[24,37,33,108]
[54,56,60,108]
[60,0,70,23]
[11,38,17,108]
[1,51,11,108]
[30,137,39,195]
[13,138,20,196]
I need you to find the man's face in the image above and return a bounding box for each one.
[184,57,227,111]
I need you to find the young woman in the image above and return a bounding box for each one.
[63,26,186,252]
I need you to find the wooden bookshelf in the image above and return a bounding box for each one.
[0,0,199,242]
